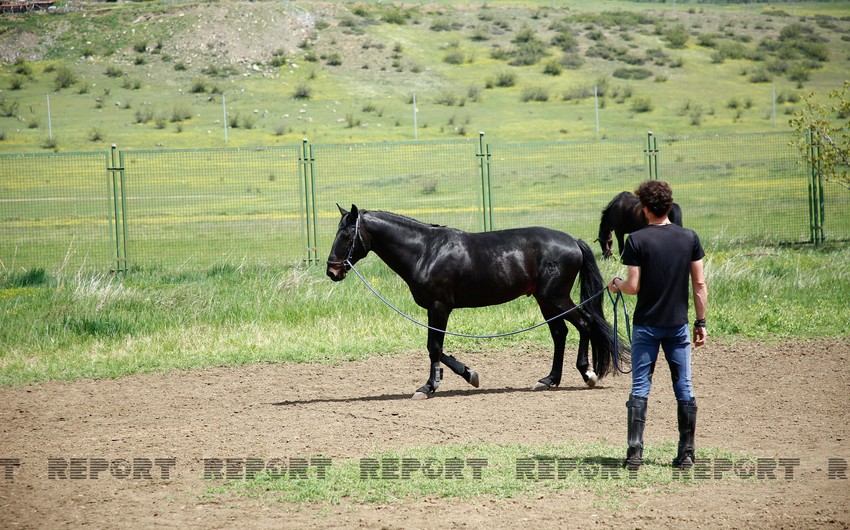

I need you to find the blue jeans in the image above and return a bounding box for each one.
[630,324,694,402]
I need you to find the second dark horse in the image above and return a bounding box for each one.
[598,191,683,259]
[327,205,629,400]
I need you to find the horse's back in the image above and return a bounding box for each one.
[669,202,683,226]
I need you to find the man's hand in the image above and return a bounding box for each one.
[692,325,707,347]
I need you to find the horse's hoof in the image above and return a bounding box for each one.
[468,370,480,388]
[585,370,598,388]
[411,391,430,400]
[533,381,557,391]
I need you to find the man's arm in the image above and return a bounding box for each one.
[608,265,640,295]
[691,259,707,346]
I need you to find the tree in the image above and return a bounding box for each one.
[790,81,850,191]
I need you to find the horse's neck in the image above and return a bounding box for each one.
[599,210,613,234]
[365,213,429,278]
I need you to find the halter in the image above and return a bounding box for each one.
[326,212,363,270]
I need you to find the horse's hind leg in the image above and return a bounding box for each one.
[441,354,480,388]
[566,309,598,388]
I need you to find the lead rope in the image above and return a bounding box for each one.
[345,260,608,339]
[607,289,633,374]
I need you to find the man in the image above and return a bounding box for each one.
[607,180,707,470]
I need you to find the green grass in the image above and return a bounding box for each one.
[206,441,760,507]
[0,242,848,386]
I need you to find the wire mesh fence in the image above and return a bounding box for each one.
[1,131,847,274]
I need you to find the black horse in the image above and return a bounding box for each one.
[597,191,683,259]
[327,205,628,400]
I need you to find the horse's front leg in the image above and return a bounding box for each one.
[533,307,568,391]
[615,230,627,257]
[412,306,451,400]
[441,354,480,388]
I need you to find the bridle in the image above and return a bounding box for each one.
[326,212,364,271]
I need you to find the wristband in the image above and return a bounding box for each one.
[694,319,706,328]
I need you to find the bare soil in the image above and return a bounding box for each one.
[1,338,849,529]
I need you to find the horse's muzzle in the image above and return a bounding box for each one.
[326,262,347,281]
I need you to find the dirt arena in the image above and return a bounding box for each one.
[1,338,848,529]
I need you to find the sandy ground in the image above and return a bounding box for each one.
[1,338,849,529]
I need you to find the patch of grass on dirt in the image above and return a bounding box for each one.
[206,442,757,506]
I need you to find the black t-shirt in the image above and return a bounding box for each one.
[621,224,705,327]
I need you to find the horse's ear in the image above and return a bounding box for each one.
[336,203,348,217]
[350,204,359,217]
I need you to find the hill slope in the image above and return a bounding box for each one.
[0,0,848,152]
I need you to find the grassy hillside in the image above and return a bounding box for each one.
[0,0,849,153]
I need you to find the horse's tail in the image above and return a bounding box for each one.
[577,238,630,379]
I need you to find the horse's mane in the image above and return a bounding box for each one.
[366,209,444,229]
[599,191,630,225]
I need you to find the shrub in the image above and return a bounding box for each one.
[612,67,653,80]
[269,49,288,68]
[9,76,24,90]
[748,69,772,83]
[520,86,549,102]
[630,97,653,113]
[551,29,578,52]
[293,84,312,99]
[788,64,811,84]
[325,53,342,66]
[492,71,516,88]
[13,58,33,77]
[240,115,256,130]
[121,78,142,90]
[171,105,192,123]
[41,136,58,150]
[509,40,548,66]
[190,78,207,94]
[543,60,562,76]
[105,66,124,78]
[444,50,466,65]
[0,99,19,117]
[53,66,77,91]
[560,53,584,70]
[134,108,154,124]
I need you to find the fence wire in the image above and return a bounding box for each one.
[1,132,847,274]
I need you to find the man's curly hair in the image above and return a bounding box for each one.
[635,180,674,218]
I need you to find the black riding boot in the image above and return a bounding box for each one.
[673,399,698,469]
[624,395,648,471]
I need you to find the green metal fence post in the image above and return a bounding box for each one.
[477,131,493,231]
[807,130,825,245]
[299,138,319,264]
[645,131,659,180]
[107,144,128,272]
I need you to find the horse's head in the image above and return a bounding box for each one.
[326,204,369,281]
